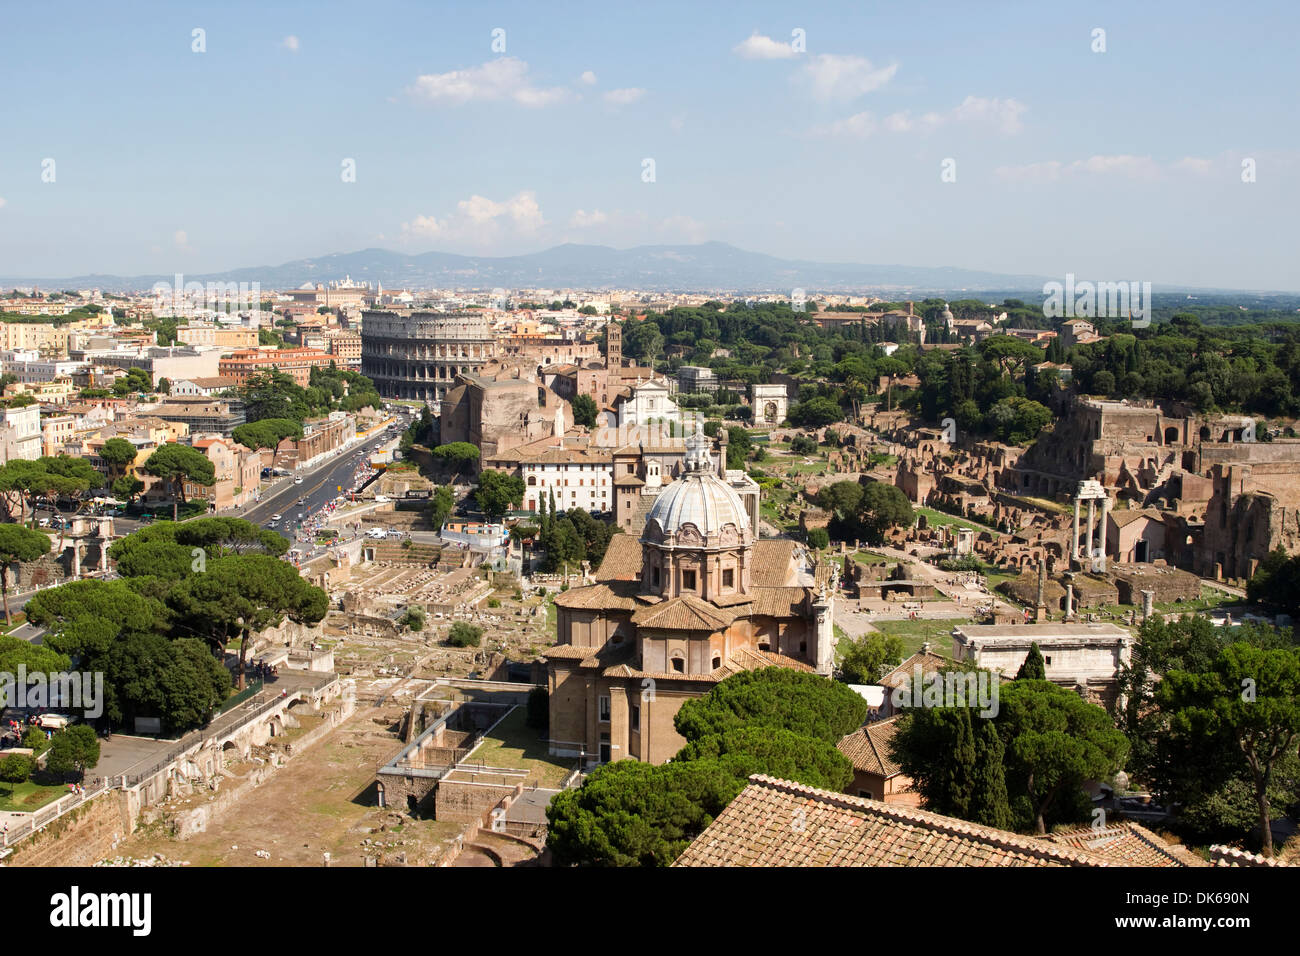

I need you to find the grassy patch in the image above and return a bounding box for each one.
[915,507,1002,537]
[871,618,971,659]
[852,550,891,566]
[464,706,570,789]
[0,777,66,813]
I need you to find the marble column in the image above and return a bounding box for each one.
[1072,498,1081,563]
[1086,499,1097,567]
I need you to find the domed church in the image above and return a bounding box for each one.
[545,430,838,766]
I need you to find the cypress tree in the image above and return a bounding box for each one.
[1016,642,1046,681]
[968,716,1014,830]
[943,707,977,818]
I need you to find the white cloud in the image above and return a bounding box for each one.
[815,95,1027,139]
[603,87,645,107]
[949,96,1026,133]
[820,111,876,138]
[799,54,897,101]
[173,230,190,250]
[733,33,797,60]
[659,214,708,243]
[0,197,6,209]
[569,209,608,228]
[281,35,299,52]
[406,57,568,108]
[995,154,1168,183]
[401,191,546,244]
[1172,156,1213,175]
[579,70,597,85]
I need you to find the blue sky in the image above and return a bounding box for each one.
[1,0,1297,289]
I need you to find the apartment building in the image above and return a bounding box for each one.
[218,347,337,387]
[0,403,42,463]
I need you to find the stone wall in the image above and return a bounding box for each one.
[7,790,134,867]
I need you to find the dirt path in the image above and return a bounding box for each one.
[110,704,461,867]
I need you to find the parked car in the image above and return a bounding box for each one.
[387,529,405,539]
[366,527,386,539]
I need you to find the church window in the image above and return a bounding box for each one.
[722,568,734,589]
[631,705,640,731]
[671,657,685,673]
[682,570,696,590]
[598,696,610,722]
[711,655,721,670]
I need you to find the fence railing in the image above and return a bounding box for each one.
[1,776,108,849]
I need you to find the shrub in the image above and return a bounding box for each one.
[806,527,830,550]
[448,622,482,647]
[0,752,34,785]
[487,598,501,608]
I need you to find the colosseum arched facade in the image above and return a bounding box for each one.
[361,310,499,401]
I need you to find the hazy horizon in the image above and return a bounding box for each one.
[3,1,1298,289]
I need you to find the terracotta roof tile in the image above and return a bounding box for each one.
[751,540,798,587]
[674,775,1116,868]
[837,716,903,777]
[593,534,642,581]
[631,595,735,631]
[1045,823,1209,867]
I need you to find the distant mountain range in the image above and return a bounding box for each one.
[1,242,1061,295]
[5,242,1294,298]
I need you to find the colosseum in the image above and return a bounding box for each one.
[360,310,499,401]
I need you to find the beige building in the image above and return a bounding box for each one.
[544,431,836,767]
[175,325,259,349]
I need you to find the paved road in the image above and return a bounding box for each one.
[238,430,398,534]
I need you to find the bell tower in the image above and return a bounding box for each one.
[605,321,622,369]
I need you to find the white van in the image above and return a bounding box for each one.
[366,527,386,539]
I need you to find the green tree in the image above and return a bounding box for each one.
[999,680,1130,834]
[1158,643,1300,857]
[570,394,598,429]
[98,437,139,481]
[836,633,904,684]
[788,396,844,428]
[674,726,854,792]
[674,668,868,743]
[0,524,52,624]
[111,474,144,503]
[46,724,101,779]
[806,527,829,550]
[546,759,742,866]
[429,485,454,531]
[231,418,303,451]
[0,753,35,789]
[859,482,914,544]
[432,442,480,473]
[142,444,215,521]
[818,480,864,519]
[474,470,525,520]
[448,622,482,647]
[168,554,327,688]
[1016,642,1046,680]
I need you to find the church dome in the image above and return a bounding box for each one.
[643,431,751,545]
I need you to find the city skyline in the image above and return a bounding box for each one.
[3,1,1299,289]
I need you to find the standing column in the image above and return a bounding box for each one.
[1086,499,1097,568]
[1099,497,1112,572]
[1072,498,1081,563]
